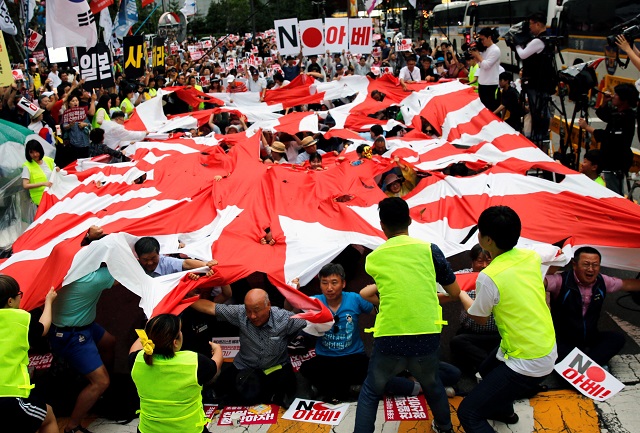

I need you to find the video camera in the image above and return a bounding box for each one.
[557,59,600,102]
[504,21,534,50]
[607,13,640,46]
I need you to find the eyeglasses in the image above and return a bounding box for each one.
[15,291,23,297]
[333,315,340,333]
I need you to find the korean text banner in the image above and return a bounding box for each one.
[124,36,146,79]
[152,37,165,68]
[273,18,373,55]
[77,43,115,92]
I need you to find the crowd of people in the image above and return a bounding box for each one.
[4,200,640,433]
[8,13,640,208]
[2,11,640,433]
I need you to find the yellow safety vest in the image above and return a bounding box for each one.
[131,350,207,433]
[365,235,446,337]
[468,64,479,92]
[92,107,110,129]
[483,248,556,359]
[23,156,55,205]
[120,98,134,118]
[0,309,34,398]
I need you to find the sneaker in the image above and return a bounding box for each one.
[431,421,454,433]
[445,386,456,398]
[475,372,482,383]
[490,412,519,424]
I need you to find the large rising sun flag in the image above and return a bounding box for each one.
[2,76,640,329]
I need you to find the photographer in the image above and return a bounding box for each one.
[615,35,640,140]
[470,27,501,111]
[578,84,639,195]
[516,13,557,150]
[614,35,640,71]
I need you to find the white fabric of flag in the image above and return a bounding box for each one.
[180,0,196,17]
[20,0,36,22]
[0,0,17,35]
[99,8,113,47]
[46,0,98,49]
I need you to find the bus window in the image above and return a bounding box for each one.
[433,4,467,28]
[561,0,640,37]
[475,0,548,27]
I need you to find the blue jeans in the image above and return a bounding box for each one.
[354,343,452,433]
[458,352,544,433]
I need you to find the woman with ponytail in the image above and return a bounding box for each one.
[130,314,222,433]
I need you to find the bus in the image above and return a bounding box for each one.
[431,1,475,52]
[430,0,640,82]
[559,0,640,82]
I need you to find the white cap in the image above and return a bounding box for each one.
[226,75,235,83]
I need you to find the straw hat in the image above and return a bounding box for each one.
[301,136,318,148]
[269,141,286,154]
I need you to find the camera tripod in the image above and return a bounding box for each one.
[550,92,592,170]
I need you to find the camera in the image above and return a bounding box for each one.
[607,14,640,46]
[558,60,598,101]
[504,21,534,50]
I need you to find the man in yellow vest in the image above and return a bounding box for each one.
[354,197,461,433]
[0,275,58,433]
[458,206,557,432]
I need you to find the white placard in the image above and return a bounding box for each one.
[299,19,325,56]
[324,18,349,53]
[395,38,412,52]
[554,347,624,401]
[282,398,350,425]
[47,46,68,63]
[274,18,300,56]
[348,18,373,54]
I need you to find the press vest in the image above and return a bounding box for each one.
[365,235,446,337]
[483,248,555,359]
[550,271,606,345]
[0,309,34,398]
[521,31,557,93]
[91,107,110,129]
[23,156,55,205]
[131,350,206,433]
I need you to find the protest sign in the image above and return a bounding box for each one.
[62,107,87,125]
[282,398,349,425]
[29,353,53,370]
[290,348,316,372]
[384,395,429,421]
[211,337,240,360]
[395,38,412,52]
[217,405,278,426]
[554,348,624,401]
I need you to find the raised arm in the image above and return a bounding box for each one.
[360,284,380,306]
[39,287,57,336]
[191,298,218,315]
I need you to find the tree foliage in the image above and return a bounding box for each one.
[205,0,313,35]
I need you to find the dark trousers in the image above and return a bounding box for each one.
[300,353,369,400]
[557,331,625,366]
[216,363,296,407]
[524,87,551,145]
[458,348,547,433]
[450,331,501,374]
[479,84,499,112]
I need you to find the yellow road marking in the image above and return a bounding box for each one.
[530,390,600,433]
